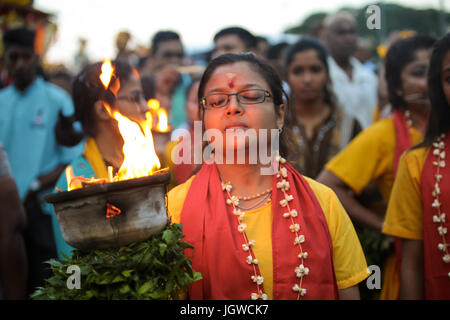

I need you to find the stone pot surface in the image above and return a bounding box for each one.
[45,172,170,251]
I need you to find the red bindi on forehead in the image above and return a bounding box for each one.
[225,72,236,89]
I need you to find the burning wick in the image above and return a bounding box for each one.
[65,166,74,190]
[108,166,113,182]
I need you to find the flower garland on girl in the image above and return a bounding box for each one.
[430,134,450,269]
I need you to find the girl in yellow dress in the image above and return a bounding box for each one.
[382,33,450,299]
[317,35,436,299]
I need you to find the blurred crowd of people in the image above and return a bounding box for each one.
[0,7,449,300]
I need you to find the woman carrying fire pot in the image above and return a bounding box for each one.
[167,53,369,300]
[52,60,149,259]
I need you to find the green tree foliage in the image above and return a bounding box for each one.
[285,12,328,35]
[285,2,449,44]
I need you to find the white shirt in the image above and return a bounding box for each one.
[328,56,378,128]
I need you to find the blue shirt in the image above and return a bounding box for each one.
[0,77,83,200]
[52,153,95,259]
[169,73,191,128]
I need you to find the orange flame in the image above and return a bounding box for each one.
[156,108,169,132]
[99,60,114,89]
[147,98,160,111]
[147,99,170,133]
[114,110,161,180]
[132,68,141,80]
[65,165,106,191]
[65,60,163,191]
[98,102,161,179]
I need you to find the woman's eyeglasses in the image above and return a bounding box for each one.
[117,91,146,104]
[201,89,272,109]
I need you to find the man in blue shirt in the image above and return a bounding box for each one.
[0,28,83,295]
[140,31,191,129]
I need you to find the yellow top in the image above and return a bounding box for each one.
[382,147,430,240]
[168,174,370,299]
[325,117,423,202]
[83,138,108,179]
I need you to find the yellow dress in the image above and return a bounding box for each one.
[168,174,370,300]
[325,117,422,202]
[324,116,423,300]
[382,147,430,240]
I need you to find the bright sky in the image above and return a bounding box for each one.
[34,0,447,67]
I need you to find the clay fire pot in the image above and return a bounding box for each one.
[45,172,170,251]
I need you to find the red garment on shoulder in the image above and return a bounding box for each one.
[393,110,413,177]
[173,127,197,184]
[180,162,338,300]
[420,133,450,299]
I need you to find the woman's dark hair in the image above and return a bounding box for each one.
[285,37,337,109]
[421,33,450,146]
[385,34,436,110]
[197,52,300,164]
[55,60,133,146]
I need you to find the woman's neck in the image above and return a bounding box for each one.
[294,97,331,138]
[406,105,429,136]
[216,162,273,199]
[94,124,124,170]
[294,96,327,118]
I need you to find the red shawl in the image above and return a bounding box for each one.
[392,110,414,299]
[420,133,450,299]
[180,161,338,300]
[393,110,413,177]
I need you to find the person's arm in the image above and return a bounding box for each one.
[0,177,28,299]
[399,239,424,300]
[317,170,384,232]
[30,164,66,194]
[338,285,360,300]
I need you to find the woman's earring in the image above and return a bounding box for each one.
[279,127,283,133]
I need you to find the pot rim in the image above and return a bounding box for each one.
[45,171,170,204]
